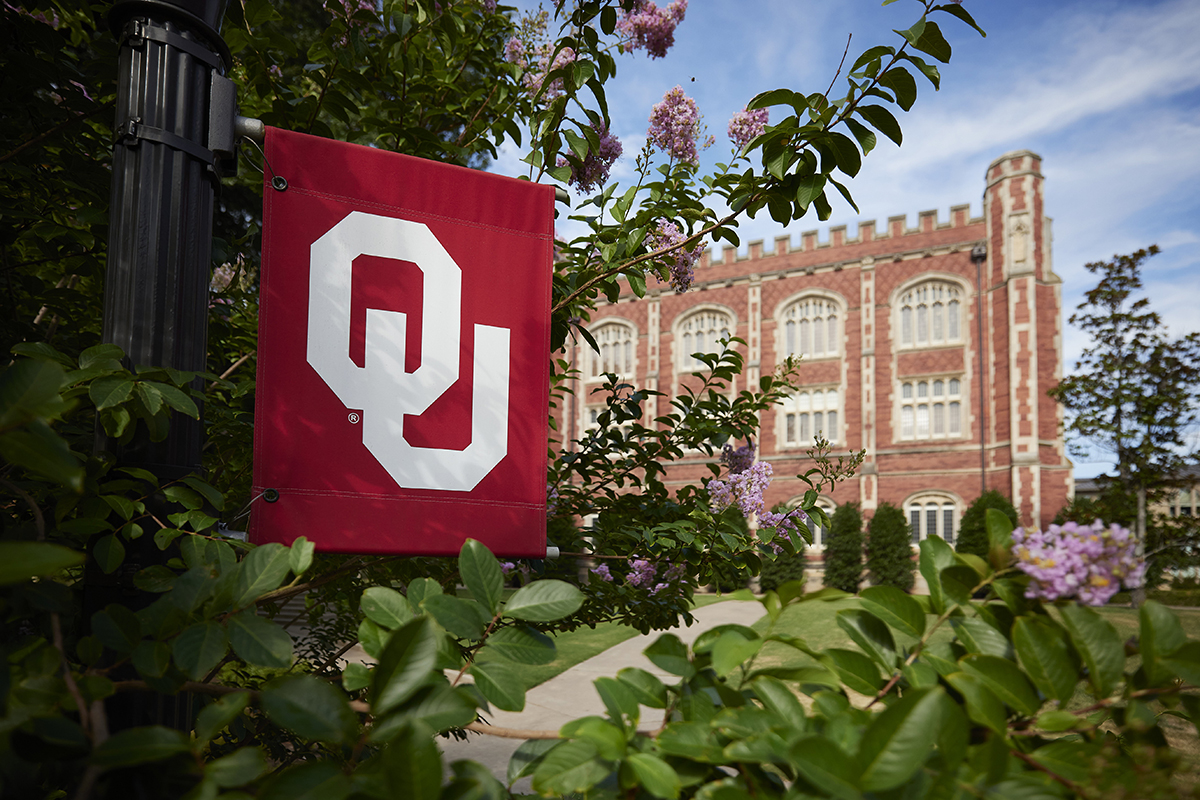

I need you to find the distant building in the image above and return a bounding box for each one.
[557,150,1073,552]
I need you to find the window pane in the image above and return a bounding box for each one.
[917,305,928,343]
[902,306,912,345]
[949,378,960,395]
[927,508,938,540]
[786,413,795,443]
[948,300,959,339]
[821,525,830,545]
[813,412,824,439]
[827,411,837,442]
[800,413,810,441]
[683,332,693,365]
[917,404,929,437]
[828,316,837,353]
[902,406,913,438]
[624,341,632,373]
[786,320,794,356]
[799,319,810,356]
[910,509,920,543]
[798,392,811,411]
[949,402,961,434]
[934,380,944,397]
[933,303,943,341]
[813,316,824,354]
[933,403,944,435]
[903,382,913,399]
[918,381,928,398]
[944,507,955,545]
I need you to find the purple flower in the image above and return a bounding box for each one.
[759,508,807,538]
[500,561,516,576]
[651,582,670,595]
[1013,520,1145,606]
[591,563,614,582]
[504,36,524,64]
[616,0,687,59]
[547,483,559,514]
[627,558,657,588]
[647,220,701,293]
[728,106,769,151]
[524,45,576,102]
[647,86,711,164]
[557,122,623,192]
[708,461,773,518]
[721,441,755,475]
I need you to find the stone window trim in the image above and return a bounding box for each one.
[779,386,842,449]
[673,304,738,373]
[773,289,847,362]
[903,492,962,547]
[890,274,970,351]
[896,374,965,443]
[584,318,638,382]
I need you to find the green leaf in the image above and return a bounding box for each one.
[856,687,945,792]
[940,565,979,606]
[93,534,126,575]
[945,672,1006,734]
[788,736,861,800]
[228,611,293,668]
[985,507,1014,570]
[459,538,504,617]
[181,476,225,511]
[821,648,883,696]
[1012,616,1079,703]
[1060,604,1123,697]
[135,381,163,415]
[90,726,192,766]
[233,543,292,607]
[89,376,135,410]
[0,358,69,428]
[93,603,142,654]
[836,609,897,668]
[794,173,826,210]
[879,67,917,111]
[196,692,251,743]
[627,753,681,799]
[752,675,807,727]
[644,634,695,678]
[959,654,1040,716]
[423,593,488,639]
[259,762,352,800]
[950,617,1012,658]
[934,3,986,37]
[1036,710,1081,732]
[531,740,608,797]
[711,630,762,678]
[0,542,84,585]
[441,758,507,800]
[343,662,372,692]
[618,667,668,709]
[357,618,386,659]
[918,536,955,613]
[469,660,525,712]
[1029,740,1096,786]
[507,739,561,785]
[132,639,172,679]
[207,747,269,788]
[1140,600,1187,686]
[827,131,862,178]
[860,586,926,638]
[1160,641,1200,686]
[173,621,229,680]
[288,536,314,576]
[913,19,952,63]
[361,587,413,630]
[382,720,442,800]
[371,683,478,739]
[0,421,84,490]
[504,579,584,621]
[262,674,357,744]
[561,716,626,760]
[485,625,556,665]
[372,617,439,715]
[152,382,199,417]
[594,676,639,726]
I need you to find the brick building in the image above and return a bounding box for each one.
[558,150,1073,552]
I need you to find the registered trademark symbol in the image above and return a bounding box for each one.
[347,412,361,424]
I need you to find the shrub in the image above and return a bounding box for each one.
[866,502,914,591]
[759,504,806,592]
[823,502,864,593]
[956,490,1018,559]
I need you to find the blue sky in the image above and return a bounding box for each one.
[497,0,1200,479]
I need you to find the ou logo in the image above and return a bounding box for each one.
[306,211,508,492]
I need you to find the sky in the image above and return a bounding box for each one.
[495,0,1200,479]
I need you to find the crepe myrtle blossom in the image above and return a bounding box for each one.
[627,559,657,588]
[721,441,755,475]
[708,461,773,519]
[616,0,687,59]
[647,85,712,164]
[648,219,701,293]
[557,123,623,192]
[1013,520,1145,606]
[590,563,614,582]
[525,44,576,102]
[728,105,769,151]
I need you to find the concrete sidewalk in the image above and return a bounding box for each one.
[437,599,767,790]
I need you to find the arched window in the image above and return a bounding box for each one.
[898,282,962,348]
[678,309,733,372]
[781,297,839,359]
[898,376,963,441]
[588,322,636,379]
[781,388,840,447]
[904,494,961,546]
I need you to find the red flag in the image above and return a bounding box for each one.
[250,128,554,556]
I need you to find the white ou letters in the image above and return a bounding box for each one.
[306,211,509,491]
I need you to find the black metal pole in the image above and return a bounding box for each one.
[91,0,234,743]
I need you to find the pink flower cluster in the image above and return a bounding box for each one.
[590,563,614,582]
[708,461,773,518]
[648,86,712,164]
[648,220,701,293]
[721,441,755,475]
[727,106,769,151]
[615,0,687,59]
[558,123,623,192]
[525,44,577,102]
[1013,520,1145,606]
[759,508,807,542]
[627,559,657,588]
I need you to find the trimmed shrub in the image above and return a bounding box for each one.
[823,503,864,593]
[866,502,915,591]
[956,490,1019,559]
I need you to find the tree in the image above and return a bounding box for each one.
[758,503,807,593]
[823,502,863,593]
[866,502,915,591]
[955,489,1018,559]
[1050,247,1200,604]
